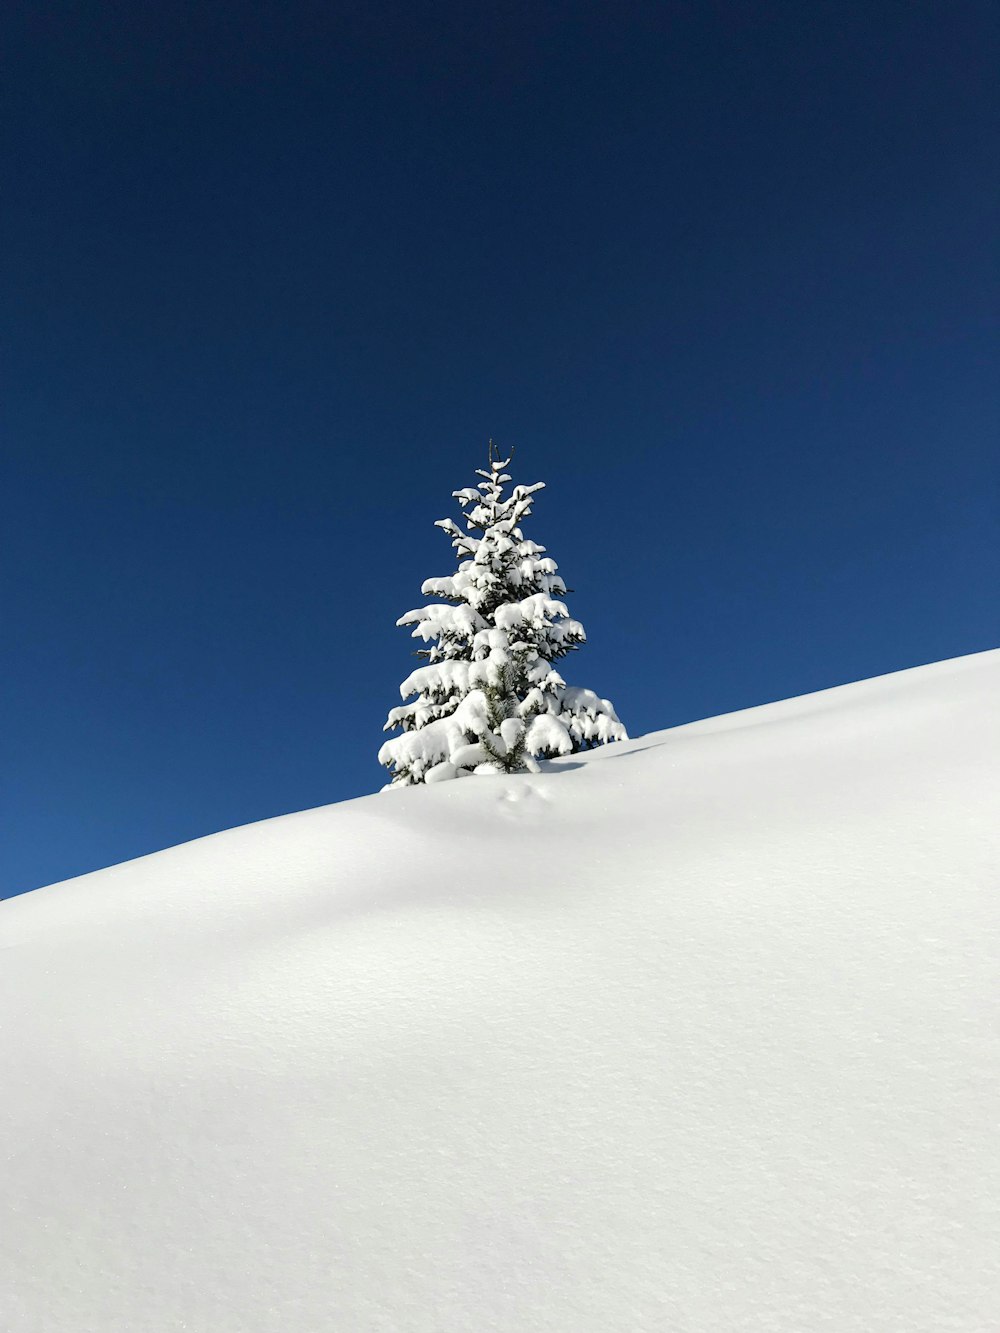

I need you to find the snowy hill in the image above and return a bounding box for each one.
[4,652,999,1333]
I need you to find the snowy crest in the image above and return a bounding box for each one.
[379,442,626,785]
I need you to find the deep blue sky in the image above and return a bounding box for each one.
[3,1,997,898]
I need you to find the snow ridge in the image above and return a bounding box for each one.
[3,650,999,1333]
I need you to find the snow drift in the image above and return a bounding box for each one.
[3,651,999,1332]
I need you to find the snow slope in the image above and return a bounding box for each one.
[3,651,999,1333]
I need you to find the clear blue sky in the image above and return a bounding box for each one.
[3,1,997,898]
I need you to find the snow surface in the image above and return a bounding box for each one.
[4,651,999,1332]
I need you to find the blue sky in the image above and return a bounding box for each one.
[3,1,997,898]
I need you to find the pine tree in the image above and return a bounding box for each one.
[379,442,627,786]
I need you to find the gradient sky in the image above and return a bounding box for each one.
[3,1,997,898]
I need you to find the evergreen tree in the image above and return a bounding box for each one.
[379,443,626,786]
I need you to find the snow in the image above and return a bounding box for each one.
[4,650,999,1332]
[525,709,574,755]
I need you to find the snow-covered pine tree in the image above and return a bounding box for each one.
[379,442,626,786]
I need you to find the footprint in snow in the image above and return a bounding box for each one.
[497,781,553,813]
